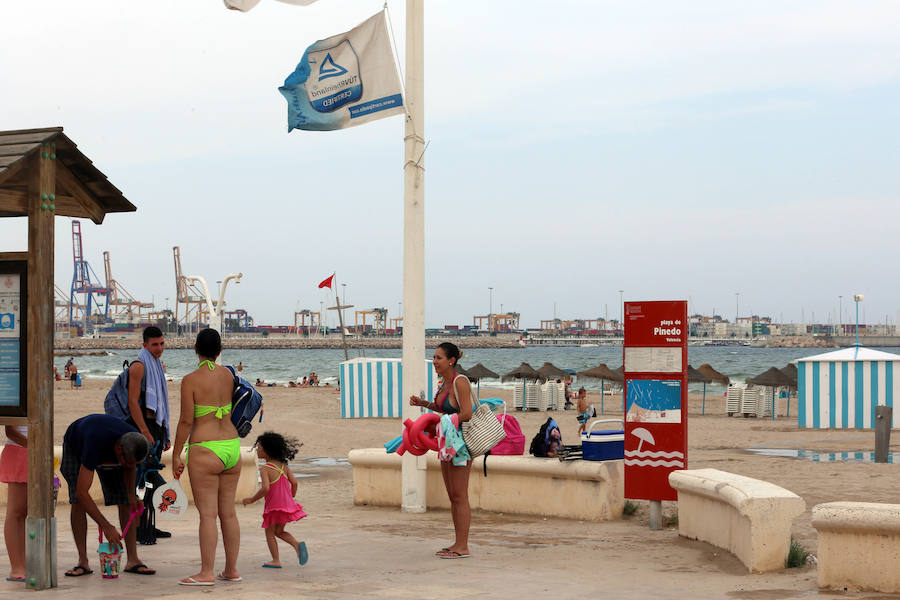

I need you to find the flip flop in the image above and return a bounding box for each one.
[298,541,309,566]
[216,572,242,582]
[435,547,450,555]
[438,551,470,559]
[124,563,156,575]
[5,576,25,582]
[261,564,282,569]
[64,565,93,577]
[178,577,214,586]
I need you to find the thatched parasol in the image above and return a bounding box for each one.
[454,363,470,377]
[779,363,798,417]
[779,363,798,387]
[750,367,796,420]
[504,362,543,381]
[697,363,730,385]
[466,363,499,381]
[749,367,795,387]
[504,362,543,411]
[537,362,570,380]
[687,365,712,415]
[577,363,623,414]
[577,364,623,382]
[461,363,499,401]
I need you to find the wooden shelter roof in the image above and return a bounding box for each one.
[0,127,135,223]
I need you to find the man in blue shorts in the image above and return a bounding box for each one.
[60,414,154,577]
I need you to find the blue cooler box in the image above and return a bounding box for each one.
[581,419,624,461]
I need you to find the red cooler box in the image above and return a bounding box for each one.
[581,419,624,461]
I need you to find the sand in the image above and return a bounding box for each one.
[7,379,897,599]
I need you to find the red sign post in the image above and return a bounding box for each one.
[623,300,688,502]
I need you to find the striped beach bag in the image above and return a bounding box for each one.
[453,375,506,457]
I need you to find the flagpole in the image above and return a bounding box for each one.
[401,0,427,513]
[332,274,350,361]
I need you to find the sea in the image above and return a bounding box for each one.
[58,345,900,393]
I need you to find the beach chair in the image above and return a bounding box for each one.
[741,387,759,417]
[756,387,774,418]
[726,386,742,417]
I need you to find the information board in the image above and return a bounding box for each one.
[623,300,687,501]
[0,260,26,417]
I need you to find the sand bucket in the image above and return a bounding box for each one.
[97,507,143,579]
[97,532,122,579]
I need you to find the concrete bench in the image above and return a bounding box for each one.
[668,468,805,573]
[812,502,900,593]
[0,446,258,507]
[348,448,624,521]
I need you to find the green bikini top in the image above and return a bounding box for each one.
[194,360,231,419]
[194,404,231,419]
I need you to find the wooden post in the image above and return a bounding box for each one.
[875,406,892,464]
[26,148,56,589]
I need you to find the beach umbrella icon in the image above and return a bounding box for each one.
[631,427,655,452]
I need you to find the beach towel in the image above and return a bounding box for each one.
[437,414,469,466]
[137,348,169,443]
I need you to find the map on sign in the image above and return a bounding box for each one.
[624,346,682,373]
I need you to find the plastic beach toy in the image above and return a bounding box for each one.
[97,507,143,579]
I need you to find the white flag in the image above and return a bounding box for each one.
[224,0,319,11]
[278,11,405,132]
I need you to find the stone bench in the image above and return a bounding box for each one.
[812,502,900,593]
[668,468,805,573]
[348,448,623,521]
[0,446,258,507]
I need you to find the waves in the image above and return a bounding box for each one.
[624,458,685,468]
[625,450,683,459]
[624,449,685,468]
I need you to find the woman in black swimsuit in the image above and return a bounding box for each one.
[409,342,474,559]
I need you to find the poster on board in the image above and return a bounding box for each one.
[0,261,26,416]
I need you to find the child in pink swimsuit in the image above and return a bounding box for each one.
[241,432,308,568]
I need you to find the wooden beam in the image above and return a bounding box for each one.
[0,189,82,218]
[26,149,57,589]
[55,160,105,224]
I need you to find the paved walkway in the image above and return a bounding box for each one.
[0,499,885,600]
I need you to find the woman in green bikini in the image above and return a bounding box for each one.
[172,329,242,586]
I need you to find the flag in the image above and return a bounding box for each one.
[225,0,319,11]
[318,273,335,289]
[278,11,404,132]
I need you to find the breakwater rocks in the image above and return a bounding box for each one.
[54,334,525,351]
[758,336,836,349]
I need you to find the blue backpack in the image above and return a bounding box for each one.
[225,365,263,437]
[104,360,146,420]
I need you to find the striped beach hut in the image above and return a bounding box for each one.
[339,358,439,418]
[796,347,900,429]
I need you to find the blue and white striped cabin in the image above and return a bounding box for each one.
[796,347,900,429]
[339,358,439,418]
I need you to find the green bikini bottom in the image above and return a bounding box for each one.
[186,438,241,471]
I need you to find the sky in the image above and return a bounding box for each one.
[1,0,899,329]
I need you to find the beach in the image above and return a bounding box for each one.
[5,379,897,599]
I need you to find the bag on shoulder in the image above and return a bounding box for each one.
[452,375,506,457]
[104,360,146,420]
[225,365,263,437]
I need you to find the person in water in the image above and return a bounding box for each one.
[172,329,241,586]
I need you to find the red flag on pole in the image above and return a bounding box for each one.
[318,273,335,289]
